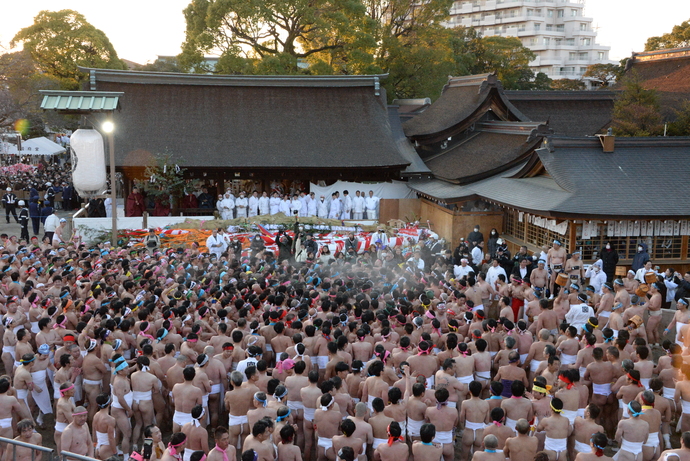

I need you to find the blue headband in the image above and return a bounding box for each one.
[113,361,128,374]
[157,329,169,343]
[628,402,642,417]
[254,393,267,407]
[276,408,291,422]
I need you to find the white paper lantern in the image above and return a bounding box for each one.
[70,128,107,198]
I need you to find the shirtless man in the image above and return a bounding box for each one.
[10,419,42,461]
[411,424,443,461]
[277,425,302,461]
[425,388,458,461]
[207,427,237,461]
[132,357,162,448]
[530,260,549,292]
[301,370,322,461]
[407,341,438,390]
[645,282,663,347]
[434,358,464,409]
[347,402,373,460]
[557,327,580,369]
[524,330,551,381]
[54,381,76,453]
[0,378,25,460]
[474,435,507,461]
[82,339,107,423]
[638,390,662,461]
[314,394,343,461]
[243,420,275,461]
[504,419,538,461]
[285,360,308,449]
[473,339,492,395]
[555,369,580,426]
[61,406,94,458]
[574,432,613,461]
[181,405,209,461]
[362,361,389,411]
[547,240,567,298]
[571,404,604,456]
[537,397,572,461]
[172,366,203,434]
[111,356,133,459]
[535,301,559,340]
[225,369,257,453]
[460,381,489,461]
[193,354,212,427]
[494,351,529,399]
[585,347,615,414]
[373,421,407,461]
[615,401,649,461]
[657,431,690,461]
[614,279,632,315]
[332,419,364,461]
[203,345,227,429]
[502,381,534,430]
[597,283,615,327]
[93,393,117,460]
[565,251,584,285]
[14,353,38,421]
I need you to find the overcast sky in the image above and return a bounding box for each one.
[1,0,689,64]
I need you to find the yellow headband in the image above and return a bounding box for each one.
[550,402,562,413]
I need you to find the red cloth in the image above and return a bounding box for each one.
[511,298,522,321]
[126,192,146,216]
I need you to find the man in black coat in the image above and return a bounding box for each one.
[674,271,690,301]
[600,242,619,283]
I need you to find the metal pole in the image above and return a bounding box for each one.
[108,113,117,245]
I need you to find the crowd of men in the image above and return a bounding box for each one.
[1,221,690,461]
[127,187,382,220]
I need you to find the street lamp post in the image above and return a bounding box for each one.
[102,119,117,245]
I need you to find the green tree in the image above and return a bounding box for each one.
[645,19,690,51]
[583,63,623,87]
[138,57,185,73]
[612,75,664,136]
[668,101,690,136]
[467,36,537,89]
[179,0,371,74]
[11,10,126,89]
[0,49,64,129]
[550,78,586,91]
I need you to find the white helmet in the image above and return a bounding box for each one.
[18,200,25,206]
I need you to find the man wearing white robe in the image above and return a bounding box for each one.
[328,192,341,219]
[352,191,365,220]
[219,193,235,220]
[291,195,302,217]
[279,195,292,215]
[341,190,352,220]
[206,228,226,258]
[269,192,281,215]
[248,191,260,217]
[317,195,329,219]
[365,190,380,220]
[235,191,248,218]
[298,192,309,217]
[258,192,270,216]
[306,192,317,217]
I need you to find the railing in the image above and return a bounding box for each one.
[60,451,99,461]
[0,436,54,461]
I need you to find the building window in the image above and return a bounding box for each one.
[566,38,575,45]
[544,37,550,45]
[530,38,537,45]
[557,9,564,17]
[578,52,588,59]
[581,38,591,46]
[546,24,553,31]
[580,67,588,73]
[527,8,534,15]
[555,38,562,45]
[569,52,576,60]
[534,23,541,31]
[556,24,564,31]
[580,23,588,31]
[547,9,554,17]
[505,210,525,241]
[571,9,578,16]
[598,51,605,60]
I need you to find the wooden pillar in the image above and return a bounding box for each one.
[568,220,577,253]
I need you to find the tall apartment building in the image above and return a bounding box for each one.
[445,0,614,85]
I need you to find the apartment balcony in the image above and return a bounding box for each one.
[571,29,597,37]
[517,28,543,36]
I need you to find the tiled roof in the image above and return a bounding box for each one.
[505,91,615,137]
